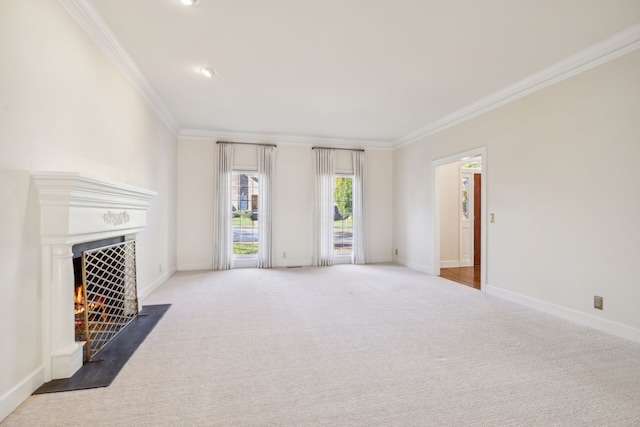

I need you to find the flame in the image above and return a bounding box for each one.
[74,285,107,322]
[74,286,84,315]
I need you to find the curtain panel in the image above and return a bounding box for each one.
[213,142,234,270]
[312,148,336,266]
[352,151,367,264]
[257,145,277,268]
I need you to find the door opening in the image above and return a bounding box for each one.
[433,149,486,291]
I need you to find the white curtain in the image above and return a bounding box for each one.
[352,150,367,264]
[312,148,336,266]
[213,142,234,270]
[257,145,277,268]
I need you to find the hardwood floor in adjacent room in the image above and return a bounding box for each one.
[439,266,481,290]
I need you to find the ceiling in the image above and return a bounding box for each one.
[80,0,640,148]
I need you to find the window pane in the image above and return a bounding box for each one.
[232,173,259,255]
[334,177,353,254]
[461,177,469,220]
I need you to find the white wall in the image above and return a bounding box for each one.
[364,149,393,263]
[393,49,640,337]
[438,161,460,266]
[272,144,315,266]
[0,0,177,420]
[176,140,215,269]
[177,141,393,269]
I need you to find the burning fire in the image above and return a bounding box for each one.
[74,285,107,323]
[74,286,85,315]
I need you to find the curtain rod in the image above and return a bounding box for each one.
[216,141,277,148]
[312,147,365,152]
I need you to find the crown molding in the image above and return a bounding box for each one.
[178,128,394,150]
[393,24,640,149]
[58,0,640,150]
[58,0,180,135]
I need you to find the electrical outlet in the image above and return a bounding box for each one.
[490,213,495,223]
[159,264,162,273]
[282,252,286,258]
[395,249,398,255]
[594,295,603,310]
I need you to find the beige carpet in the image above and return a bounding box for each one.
[3,264,640,426]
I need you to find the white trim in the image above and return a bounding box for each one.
[367,256,393,264]
[486,286,640,344]
[179,128,393,150]
[275,258,310,268]
[394,24,640,148]
[334,254,352,265]
[0,366,44,423]
[440,260,460,268]
[57,0,180,135]
[459,169,480,267]
[139,267,176,301]
[394,256,432,274]
[177,263,213,271]
[232,257,258,269]
[32,171,157,209]
[432,147,487,290]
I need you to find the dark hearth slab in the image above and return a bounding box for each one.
[33,304,170,394]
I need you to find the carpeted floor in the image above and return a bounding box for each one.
[3,264,640,426]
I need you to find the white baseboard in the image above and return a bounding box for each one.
[275,257,310,268]
[440,260,460,268]
[233,258,260,268]
[177,263,212,271]
[393,256,432,274]
[367,256,393,264]
[486,285,640,344]
[139,266,176,301]
[179,258,395,269]
[0,366,44,422]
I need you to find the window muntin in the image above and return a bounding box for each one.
[232,172,259,255]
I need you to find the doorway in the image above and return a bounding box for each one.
[432,148,487,291]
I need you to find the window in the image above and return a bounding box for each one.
[232,172,259,255]
[462,161,482,169]
[334,176,353,254]
[461,176,469,220]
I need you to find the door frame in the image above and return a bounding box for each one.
[459,168,478,267]
[432,146,487,291]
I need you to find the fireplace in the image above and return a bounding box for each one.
[73,238,138,363]
[33,172,156,381]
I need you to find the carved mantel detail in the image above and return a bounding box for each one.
[103,210,130,226]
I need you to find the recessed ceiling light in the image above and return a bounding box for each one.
[198,67,216,78]
[180,0,200,6]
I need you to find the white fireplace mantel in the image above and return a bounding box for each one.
[32,172,157,381]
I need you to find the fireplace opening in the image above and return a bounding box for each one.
[72,237,139,363]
